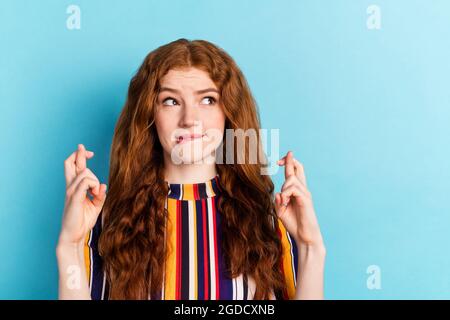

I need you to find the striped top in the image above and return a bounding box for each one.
[84,174,298,300]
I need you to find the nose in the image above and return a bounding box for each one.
[179,101,200,128]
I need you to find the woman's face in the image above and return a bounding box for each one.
[155,67,226,165]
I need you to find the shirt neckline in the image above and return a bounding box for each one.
[166,174,222,200]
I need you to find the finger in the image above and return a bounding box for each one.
[75,144,87,175]
[281,175,307,193]
[274,192,284,217]
[280,185,308,208]
[275,192,290,217]
[284,151,295,179]
[65,149,95,186]
[66,168,100,197]
[291,157,307,188]
[72,177,100,203]
[64,151,78,186]
[278,157,307,187]
[91,183,107,209]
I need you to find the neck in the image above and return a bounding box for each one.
[163,152,218,184]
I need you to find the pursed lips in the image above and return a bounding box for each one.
[176,133,205,143]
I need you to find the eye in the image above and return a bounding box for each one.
[162,97,179,106]
[200,96,217,105]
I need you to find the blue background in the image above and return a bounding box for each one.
[1,0,449,299]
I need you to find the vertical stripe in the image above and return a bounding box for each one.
[162,197,167,300]
[205,180,213,198]
[291,235,299,286]
[193,200,198,299]
[198,182,207,199]
[207,197,217,299]
[286,231,297,287]
[213,175,222,193]
[183,183,194,200]
[216,196,233,300]
[235,274,244,299]
[211,196,220,299]
[84,231,92,286]
[202,198,210,299]
[275,219,290,299]
[90,218,104,300]
[101,272,106,300]
[88,231,94,290]
[193,183,199,200]
[232,277,236,300]
[181,201,190,299]
[195,199,205,300]
[176,200,182,299]
[104,277,110,300]
[188,200,196,299]
[164,198,177,299]
[243,274,248,300]
[281,226,296,299]
[247,274,257,299]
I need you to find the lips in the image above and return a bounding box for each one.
[176,133,205,143]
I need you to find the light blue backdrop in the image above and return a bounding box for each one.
[1,0,449,299]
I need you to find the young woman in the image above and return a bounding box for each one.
[56,38,326,300]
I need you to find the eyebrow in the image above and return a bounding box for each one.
[159,87,219,95]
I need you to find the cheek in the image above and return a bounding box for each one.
[204,109,226,130]
[202,110,226,147]
[155,113,177,144]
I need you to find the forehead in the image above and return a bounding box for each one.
[159,67,217,90]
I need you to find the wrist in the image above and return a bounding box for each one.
[296,240,326,258]
[298,243,327,257]
[56,237,84,259]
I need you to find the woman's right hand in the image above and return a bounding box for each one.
[58,144,107,247]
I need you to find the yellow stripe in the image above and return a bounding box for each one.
[183,183,194,200]
[207,180,215,197]
[84,231,91,283]
[278,218,296,299]
[164,198,177,299]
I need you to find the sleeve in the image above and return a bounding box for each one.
[84,211,109,300]
[273,216,299,300]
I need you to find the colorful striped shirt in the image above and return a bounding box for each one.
[84,174,298,300]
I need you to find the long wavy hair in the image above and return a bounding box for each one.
[98,38,287,300]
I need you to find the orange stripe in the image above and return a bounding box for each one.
[277,218,296,299]
[164,198,177,299]
[84,231,91,283]
[183,183,194,200]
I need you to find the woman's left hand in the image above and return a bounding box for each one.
[275,151,325,250]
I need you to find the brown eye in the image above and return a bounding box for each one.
[162,97,178,106]
[201,97,216,105]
